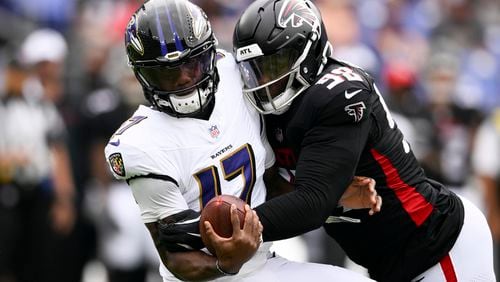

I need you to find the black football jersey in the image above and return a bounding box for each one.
[256,59,464,282]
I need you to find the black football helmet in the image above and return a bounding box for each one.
[125,0,218,117]
[233,0,331,115]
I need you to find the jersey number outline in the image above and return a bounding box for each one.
[194,144,256,208]
[316,66,363,90]
[113,116,148,137]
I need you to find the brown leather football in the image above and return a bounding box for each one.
[199,195,246,254]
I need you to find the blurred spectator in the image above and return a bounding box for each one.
[70,12,161,278]
[420,53,484,193]
[0,29,75,282]
[0,0,77,32]
[77,57,161,282]
[473,107,500,277]
[318,0,380,76]
[383,62,419,115]
[85,180,161,282]
[432,0,483,51]
[19,28,68,103]
[375,1,429,74]
[431,0,499,113]
[383,61,432,161]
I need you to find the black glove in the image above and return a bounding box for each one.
[158,209,205,252]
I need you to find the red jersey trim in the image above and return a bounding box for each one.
[370,149,433,226]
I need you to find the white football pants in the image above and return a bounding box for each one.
[411,195,496,282]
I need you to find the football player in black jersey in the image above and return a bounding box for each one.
[160,0,496,281]
[229,0,495,281]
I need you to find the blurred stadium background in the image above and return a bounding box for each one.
[0,0,499,281]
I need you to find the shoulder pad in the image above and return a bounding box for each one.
[304,61,375,124]
[104,142,154,180]
[302,85,374,127]
[104,138,178,182]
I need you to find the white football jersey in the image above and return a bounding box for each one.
[104,50,275,280]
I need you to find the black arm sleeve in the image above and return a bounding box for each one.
[256,94,373,241]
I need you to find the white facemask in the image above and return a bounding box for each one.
[260,87,296,115]
[154,83,211,115]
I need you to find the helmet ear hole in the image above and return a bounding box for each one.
[297,37,305,47]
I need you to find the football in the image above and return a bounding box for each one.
[199,195,246,254]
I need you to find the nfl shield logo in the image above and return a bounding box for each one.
[209,125,220,138]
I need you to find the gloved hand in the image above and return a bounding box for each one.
[158,209,205,252]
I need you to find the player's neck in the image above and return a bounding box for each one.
[191,98,215,120]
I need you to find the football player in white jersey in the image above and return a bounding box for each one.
[105,0,379,281]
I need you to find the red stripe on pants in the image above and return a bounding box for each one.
[440,254,457,282]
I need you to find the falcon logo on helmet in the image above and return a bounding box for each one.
[278,0,320,32]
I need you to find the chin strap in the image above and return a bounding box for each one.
[316,41,332,77]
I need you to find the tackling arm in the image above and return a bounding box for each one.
[264,165,380,212]
[256,89,375,241]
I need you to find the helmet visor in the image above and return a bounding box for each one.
[137,49,214,93]
[238,48,300,93]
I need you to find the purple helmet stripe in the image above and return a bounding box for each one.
[165,4,184,52]
[154,6,168,56]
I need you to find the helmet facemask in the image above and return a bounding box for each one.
[132,43,218,117]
